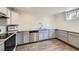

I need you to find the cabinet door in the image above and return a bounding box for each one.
[7,9,11,25]
[58,34,68,42]
[55,30,59,38]
[0,7,7,14]
[0,43,4,51]
[48,29,55,38]
[16,32,24,45]
[43,30,49,39]
[56,30,68,42]
[24,32,29,43]
[69,33,79,48]
[39,31,44,40]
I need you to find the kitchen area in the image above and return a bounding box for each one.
[0,7,79,51]
[0,7,56,51]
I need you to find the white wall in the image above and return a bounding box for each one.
[11,11,20,24]
[18,14,55,31]
[55,13,79,32]
[7,9,20,25]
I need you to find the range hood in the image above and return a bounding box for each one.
[0,12,8,18]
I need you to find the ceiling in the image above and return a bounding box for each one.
[11,7,77,15]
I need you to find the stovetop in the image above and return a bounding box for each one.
[0,33,13,39]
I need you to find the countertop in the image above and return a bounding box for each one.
[0,32,16,45]
[56,29,79,34]
[17,29,53,33]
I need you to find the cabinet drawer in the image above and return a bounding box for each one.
[69,32,79,37]
[58,32,67,38]
[58,30,67,34]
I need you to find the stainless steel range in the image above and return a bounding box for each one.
[0,26,16,51]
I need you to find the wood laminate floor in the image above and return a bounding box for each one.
[16,39,78,51]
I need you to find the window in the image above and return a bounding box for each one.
[65,8,79,20]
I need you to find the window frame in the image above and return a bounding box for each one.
[65,8,79,21]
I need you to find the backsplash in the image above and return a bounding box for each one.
[0,19,7,26]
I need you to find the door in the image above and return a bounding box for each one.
[69,33,79,48]
[48,29,55,39]
[16,32,24,45]
[56,30,68,42]
[24,32,29,43]
[43,30,49,39]
[39,30,44,40]
[0,7,7,15]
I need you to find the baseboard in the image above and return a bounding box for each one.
[17,38,55,46]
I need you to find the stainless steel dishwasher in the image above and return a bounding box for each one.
[29,31,39,42]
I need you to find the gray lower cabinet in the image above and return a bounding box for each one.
[56,30,68,42]
[69,33,79,48]
[16,32,24,45]
[43,30,49,39]
[48,29,55,39]
[39,31,44,40]
[16,29,55,45]
[56,29,79,48]
[39,29,49,40]
[24,32,29,43]
[16,32,30,45]
[0,43,4,51]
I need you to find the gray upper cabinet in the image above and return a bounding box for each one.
[0,7,8,15]
[69,32,79,48]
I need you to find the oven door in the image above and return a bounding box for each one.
[4,34,16,51]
